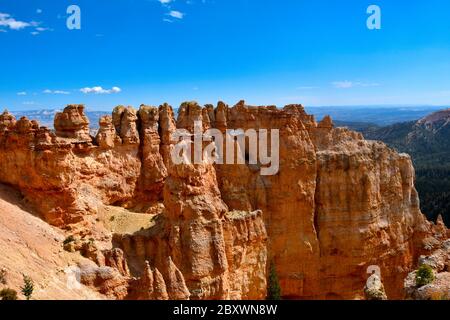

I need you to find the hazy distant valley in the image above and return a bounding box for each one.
[7,105,445,130]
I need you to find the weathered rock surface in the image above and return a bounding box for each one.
[0,184,103,300]
[404,239,450,300]
[364,274,387,300]
[78,263,129,299]
[54,105,91,141]
[0,101,448,300]
[128,261,170,300]
[138,105,167,197]
[96,115,121,149]
[404,272,450,300]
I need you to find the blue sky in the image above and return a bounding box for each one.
[1,0,450,110]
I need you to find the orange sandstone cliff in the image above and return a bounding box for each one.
[0,102,447,300]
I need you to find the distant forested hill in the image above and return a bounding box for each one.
[353,109,450,227]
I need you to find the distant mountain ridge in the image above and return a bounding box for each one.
[362,108,450,165]
[418,108,450,126]
[353,109,450,227]
[305,105,444,126]
[5,105,446,129]
[6,109,109,130]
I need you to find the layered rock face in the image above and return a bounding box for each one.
[0,106,142,227]
[0,101,447,300]
[54,105,91,140]
[114,105,268,299]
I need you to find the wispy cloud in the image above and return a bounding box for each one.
[0,12,51,35]
[43,89,71,95]
[297,86,319,90]
[157,0,189,22]
[17,91,27,96]
[332,81,380,89]
[332,81,354,89]
[36,9,42,14]
[0,12,37,31]
[80,86,122,94]
[36,27,50,32]
[168,10,184,19]
[31,26,53,36]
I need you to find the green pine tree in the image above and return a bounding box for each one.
[267,261,282,300]
[21,275,34,300]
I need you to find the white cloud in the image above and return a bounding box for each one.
[0,15,29,30]
[332,81,354,89]
[158,0,172,4]
[43,89,70,95]
[36,9,42,14]
[17,91,27,96]
[31,26,53,35]
[80,86,122,94]
[0,12,49,35]
[22,101,36,105]
[332,81,380,89]
[0,12,36,30]
[163,18,173,23]
[168,10,184,19]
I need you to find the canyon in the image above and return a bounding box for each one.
[0,101,448,300]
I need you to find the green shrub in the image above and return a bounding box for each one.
[21,275,34,300]
[416,264,435,287]
[267,261,282,300]
[0,288,18,300]
[63,235,75,245]
[0,268,6,285]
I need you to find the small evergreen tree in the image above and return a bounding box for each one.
[267,261,282,300]
[21,275,34,300]
[0,268,7,285]
[416,264,435,287]
[63,235,75,245]
[0,288,18,300]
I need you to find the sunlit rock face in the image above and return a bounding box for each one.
[0,101,447,300]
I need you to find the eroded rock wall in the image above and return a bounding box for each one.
[0,101,447,300]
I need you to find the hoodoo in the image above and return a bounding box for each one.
[0,101,447,300]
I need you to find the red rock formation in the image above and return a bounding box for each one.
[54,105,91,141]
[138,105,167,198]
[128,261,170,300]
[96,115,121,149]
[103,248,130,277]
[199,101,447,299]
[0,110,16,130]
[78,263,129,299]
[0,101,447,300]
[113,103,268,299]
